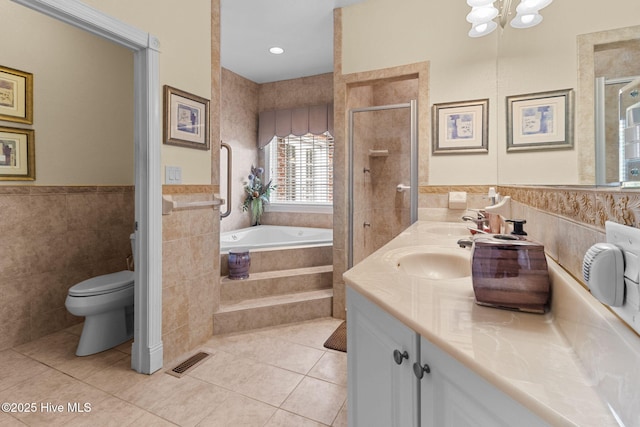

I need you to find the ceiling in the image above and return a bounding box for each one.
[220,0,366,84]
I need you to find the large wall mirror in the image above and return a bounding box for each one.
[494,1,640,187]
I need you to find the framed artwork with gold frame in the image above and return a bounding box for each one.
[163,85,210,150]
[0,65,33,124]
[0,126,35,181]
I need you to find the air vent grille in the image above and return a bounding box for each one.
[166,351,210,378]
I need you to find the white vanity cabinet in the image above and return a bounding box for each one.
[347,287,420,427]
[347,287,548,427]
[418,336,548,427]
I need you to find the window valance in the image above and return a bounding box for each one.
[258,103,334,148]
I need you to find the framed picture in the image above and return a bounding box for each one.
[432,98,489,154]
[0,126,35,181]
[163,85,210,150]
[0,65,33,124]
[506,88,574,152]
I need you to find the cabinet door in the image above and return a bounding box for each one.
[347,287,419,427]
[419,336,548,427]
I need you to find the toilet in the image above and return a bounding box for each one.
[65,234,135,356]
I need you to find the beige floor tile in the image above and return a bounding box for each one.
[206,330,326,374]
[0,369,110,426]
[255,318,344,350]
[83,357,156,395]
[129,411,178,426]
[281,377,347,426]
[7,317,349,426]
[234,363,304,407]
[0,411,26,426]
[0,349,50,392]
[187,349,262,390]
[62,395,148,427]
[13,331,78,366]
[146,377,231,427]
[195,393,276,426]
[332,401,348,427]
[308,351,347,386]
[264,410,329,427]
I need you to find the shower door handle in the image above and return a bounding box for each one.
[396,184,411,192]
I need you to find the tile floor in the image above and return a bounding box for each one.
[0,317,347,426]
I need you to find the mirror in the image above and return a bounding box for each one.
[578,25,640,187]
[496,22,640,187]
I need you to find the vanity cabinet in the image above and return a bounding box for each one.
[418,336,547,427]
[347,287,419,427]
[347,287,547,427]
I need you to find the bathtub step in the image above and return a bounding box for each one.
[220,265,333,303]
[213,289,333,335]
[220,245,332,276]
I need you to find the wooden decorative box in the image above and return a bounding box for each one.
[471,235,550,314]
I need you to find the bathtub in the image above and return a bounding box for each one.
[220,225,333,253]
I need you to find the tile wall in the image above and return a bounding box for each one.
[161,185,219,364]
[0,186,134,351]
[420,184,640,288]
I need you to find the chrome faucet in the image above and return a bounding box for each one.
[462,210,489,230]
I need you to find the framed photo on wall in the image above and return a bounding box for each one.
[506,88,574,152]
[432,98,489,154]
[0,65,33,124]
[163,85,210,150]
[0,126,35,181]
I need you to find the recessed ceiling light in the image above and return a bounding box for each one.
[269,46,284,55]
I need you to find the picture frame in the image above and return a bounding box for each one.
[163,85,210,150]
[0,126,35,181]
[0,65,33,124]
[432,98,489,154]
[506,88,574,152]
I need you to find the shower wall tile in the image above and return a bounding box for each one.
[0,186,134,351]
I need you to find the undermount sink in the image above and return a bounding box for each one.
[419,223,472,237]
[385,247,472,280]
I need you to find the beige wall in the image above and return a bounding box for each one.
[220,72,334,232]
[341,0,640,186]
[77,0,213,185]
[0,0,134,185]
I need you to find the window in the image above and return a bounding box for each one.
[265,132,334,208]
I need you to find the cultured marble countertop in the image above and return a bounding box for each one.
[343,221,640,427]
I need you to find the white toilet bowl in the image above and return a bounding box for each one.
[65,233,136,356]
[65,270,135,356]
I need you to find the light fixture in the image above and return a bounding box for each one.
[269,46,284,55]
[466,0,553,37]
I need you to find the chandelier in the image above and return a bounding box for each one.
[466,0,553,38]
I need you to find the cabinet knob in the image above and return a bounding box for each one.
[413,362,431,379]
[393,349,409,365]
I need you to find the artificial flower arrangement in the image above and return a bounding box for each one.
[242,165,276,225]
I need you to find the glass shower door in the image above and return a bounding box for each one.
[348,100,418,268]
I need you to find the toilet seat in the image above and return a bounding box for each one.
[69,270,134,297]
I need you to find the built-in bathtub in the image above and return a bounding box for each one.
[220,225,333,253]
[217,224,334,334]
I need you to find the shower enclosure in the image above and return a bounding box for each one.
[595,76,640,185]
[348,100,418,268]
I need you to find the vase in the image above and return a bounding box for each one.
[228,249,250,280]
[250,198,263,226]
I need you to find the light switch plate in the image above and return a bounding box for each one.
[606,221,640,335]
[165,166,182,184]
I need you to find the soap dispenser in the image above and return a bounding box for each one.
[506,219,527,236]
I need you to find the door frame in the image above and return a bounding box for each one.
[12,0,164,374]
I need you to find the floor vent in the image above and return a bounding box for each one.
[166,351,211,378]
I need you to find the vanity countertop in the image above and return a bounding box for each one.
[343,221,640,427]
